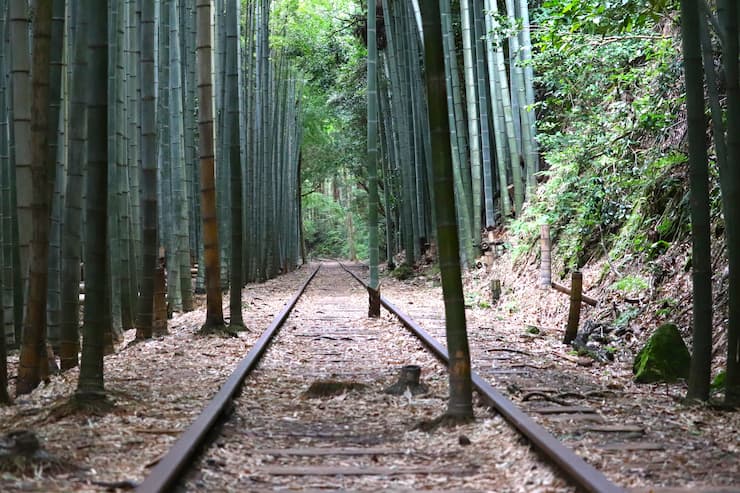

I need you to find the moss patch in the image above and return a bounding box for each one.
[633,323,690,383]
[711,371,726,391]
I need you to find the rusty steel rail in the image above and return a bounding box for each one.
[339,263,624,493]
[136,264,321,493]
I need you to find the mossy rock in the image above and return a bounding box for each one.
[633,323,690,383]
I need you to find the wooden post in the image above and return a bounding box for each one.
[491,279,501,304]
[540,224,551,289]
[368,286,381,318]
[563,271,583,344]
[484,251,494,269]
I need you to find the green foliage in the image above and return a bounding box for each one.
[711,371,726,391]
[464,291,491,309]
[655,297,677,318]
[512,0,685,270]
[302,192,346,257]
[537,0,674,43]
[614,306,640,328]
[611,275,649,294]
[273,0,378,260]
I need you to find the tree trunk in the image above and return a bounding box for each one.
[367,0,380,317]
[196,0,226,329]
[9,0,32,314]
[77,0,108,401]
[460,0,482,241]
[60,0,87,370]
[226,0,244,329]
[682,0,713,402]
[16,0,54,396]
[419,0,474,421]
[135,0,158,340]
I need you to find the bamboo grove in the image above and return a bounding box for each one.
[363,0,538,273]
[0,0,303,402]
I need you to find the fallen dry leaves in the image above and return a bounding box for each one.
[0,253,737,492]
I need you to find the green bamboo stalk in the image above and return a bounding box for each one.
[0,0,15,349]
[419,0,474,421]
[473,0,495,228]
[60,0,85,370]
[135,0,158,340]
[505,0,535,193]
[45,0,66,350]
[460,0,482,241]
[77,0,108,401]
[0,0,11,402]
[718,0,740,406]
[226,0,244,329]
[16,0,54,396]
[9,0,32,313]
[368,0,380,309]
[170,0,193,313]
[441,0,474,266]
[196,0,226,330]
[113,0,132,337]
[382,0,416,264]
[681,0,713,402]
[517,0,538,175]
[485,0,523,215]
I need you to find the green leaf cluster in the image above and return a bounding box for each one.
[512,0,688,271]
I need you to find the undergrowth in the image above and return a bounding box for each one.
[510,2,710,280]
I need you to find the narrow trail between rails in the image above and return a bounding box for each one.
[168,262,581,492]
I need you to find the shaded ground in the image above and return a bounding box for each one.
[379,234,740,491]
[183,262,569,492]
[0,249,737,491]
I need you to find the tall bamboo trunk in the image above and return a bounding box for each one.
[226,0,244,329]
[9,0,32,318]
[60,0,87,369]
[135,0,158,340]
[16,0,54,396]
[77,0,109,401]
[367,0,380,316]
[196,0,225,329]
[681,0,712,402]
[419,0,474,420]
[460,0,482,242]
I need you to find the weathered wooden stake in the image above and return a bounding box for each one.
[540,224,551,289]
[563,271,583,344]
[368,286,381,318]
[484,251,494,269]
[491,279,501,304]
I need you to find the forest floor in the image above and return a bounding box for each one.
[384,235,740,492]
[0,237,738,491]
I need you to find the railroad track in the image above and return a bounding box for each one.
[136,262,623,493]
